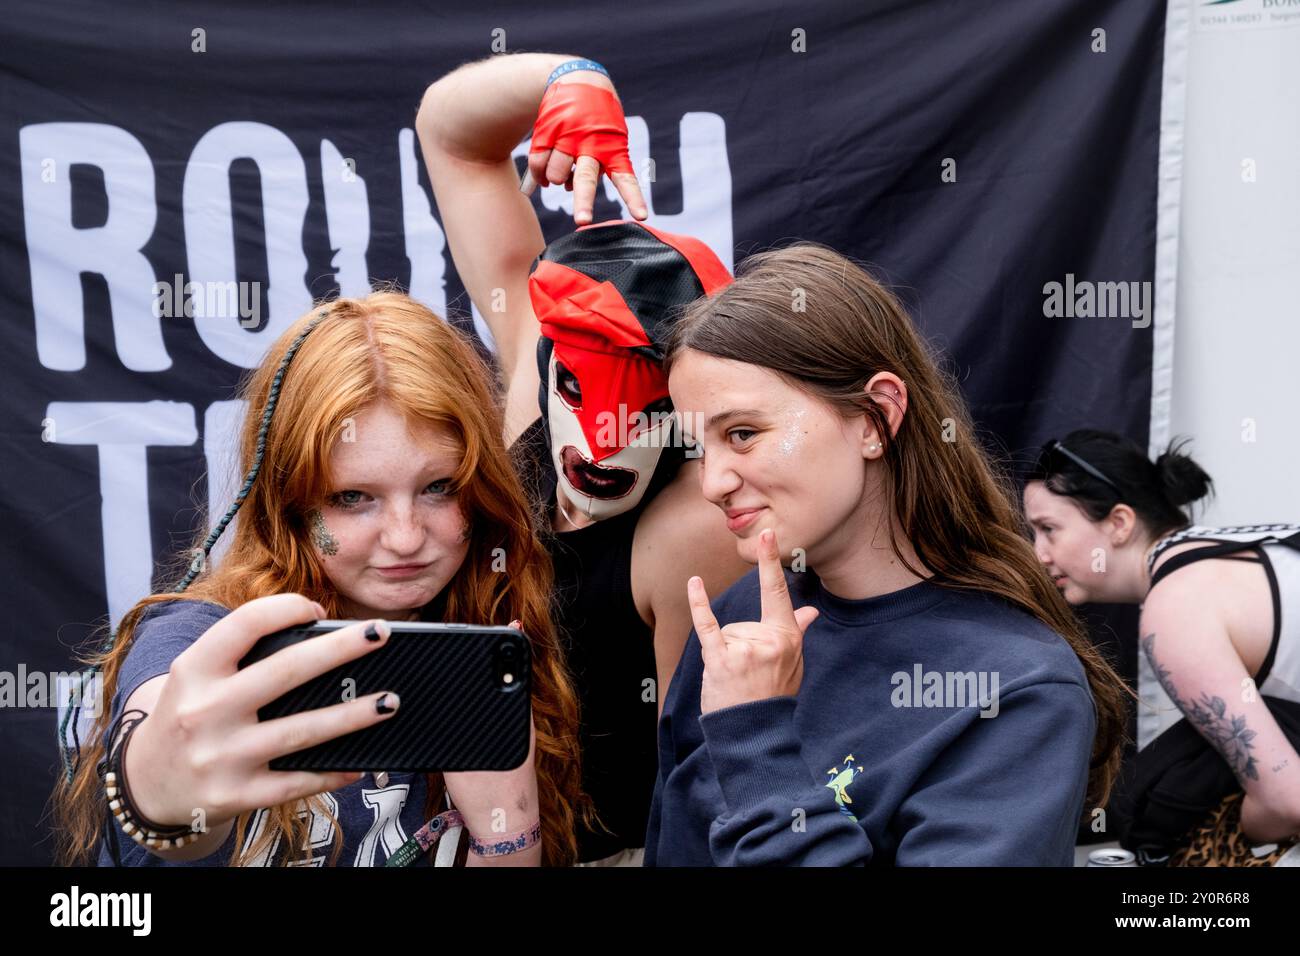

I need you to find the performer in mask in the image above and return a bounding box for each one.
[417,53,750,865]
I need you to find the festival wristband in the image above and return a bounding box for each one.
[547,58,609,86]
[385,809,463,867]
[385,809,542,866]
[529,82,634,176]
[468,819,542,857]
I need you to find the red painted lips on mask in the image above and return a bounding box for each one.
[559,444,638,499]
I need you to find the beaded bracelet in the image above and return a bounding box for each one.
[103,709,202,851]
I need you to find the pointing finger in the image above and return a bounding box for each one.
[757,528,798,629]
[609,170,648,220]
[572,155,601,225]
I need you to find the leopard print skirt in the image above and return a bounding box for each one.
[1169,792,1298,867]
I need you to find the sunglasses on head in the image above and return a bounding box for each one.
[1039,439,1123,497]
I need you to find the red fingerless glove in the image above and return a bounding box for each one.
[529,82,634,176]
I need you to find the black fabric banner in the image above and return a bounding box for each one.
[0,0,1161,863]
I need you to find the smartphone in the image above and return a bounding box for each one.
[235,621,530,773]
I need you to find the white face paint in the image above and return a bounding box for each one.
[546,351,670,521]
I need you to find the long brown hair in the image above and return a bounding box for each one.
[54,291,590,865]
[664,243,1131,810]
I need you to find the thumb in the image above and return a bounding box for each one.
[792,605,820,636]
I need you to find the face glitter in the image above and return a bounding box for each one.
[777,406,808,458]
[309,508,340,556]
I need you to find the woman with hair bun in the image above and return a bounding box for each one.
[1024,429,1300,860]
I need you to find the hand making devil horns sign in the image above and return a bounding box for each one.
[522,70,648,226]
[687,528,821,715]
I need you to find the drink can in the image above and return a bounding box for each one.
[1087,848,1137,867]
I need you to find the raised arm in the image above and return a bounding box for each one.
[414,54,647,446]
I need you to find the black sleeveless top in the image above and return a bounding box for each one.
[1148,523,1300,704]
[510,417,660,861]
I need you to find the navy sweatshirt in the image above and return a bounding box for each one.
[645,568,1096,866]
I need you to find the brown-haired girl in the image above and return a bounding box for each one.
[646,244,1130,865]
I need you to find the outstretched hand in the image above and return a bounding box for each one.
[688,528,819,715]
[123,594,396,831]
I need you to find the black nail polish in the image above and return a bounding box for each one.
[364,622,383,642]
[376,694,396,714]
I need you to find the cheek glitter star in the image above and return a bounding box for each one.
[309,509,339,556]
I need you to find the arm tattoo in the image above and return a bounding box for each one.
[1141,632,1260,783]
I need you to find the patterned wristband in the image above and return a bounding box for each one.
[547,59,609,86]
[468,819,542,857]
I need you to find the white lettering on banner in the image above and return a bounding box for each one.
[203,400,247,568]
[20,114,731,371]
[20,123,167,372]
[184,121,313,368]
[320,137,372,298]
[398,127,451,321]
[23,114,733,624]
[44,402,198,628]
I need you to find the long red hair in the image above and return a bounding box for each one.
[53,292,589,865]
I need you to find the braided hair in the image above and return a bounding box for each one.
[58,308,332,783]
[53,293,589,866]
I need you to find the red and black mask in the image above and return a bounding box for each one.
[528,220,732,520]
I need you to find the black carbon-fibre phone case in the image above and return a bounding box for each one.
[236,622,530,772]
